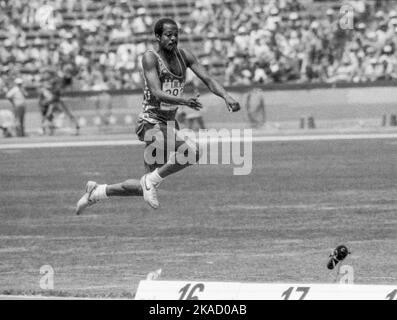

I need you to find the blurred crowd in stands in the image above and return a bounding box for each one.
[0,0,397,91]
[198,0,397,85]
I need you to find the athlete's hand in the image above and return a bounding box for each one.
[186,93,203,111]
[225,96,240,113]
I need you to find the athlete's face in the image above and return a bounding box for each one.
[158,24,178,52]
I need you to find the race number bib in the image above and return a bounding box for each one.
[160,79,184,111]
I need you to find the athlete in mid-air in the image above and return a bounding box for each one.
[76,18,240,214]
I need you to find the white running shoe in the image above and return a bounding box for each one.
[140,174,160,209]
[75,181,99,215]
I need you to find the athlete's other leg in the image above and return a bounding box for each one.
[75,122,154,214]
[76,178,143,215]
[157,135,201,178]
[76,120,202,214]
[75,120,154,214]
[108,132,177,209]
[142,121,202,178]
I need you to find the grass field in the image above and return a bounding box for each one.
[0,135,396,298]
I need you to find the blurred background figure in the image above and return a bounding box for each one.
[49,75,80,135]
[4,78,28,137]
[38,78,56,135]
[92,80,114,130]
[0,109,15,138]
[37,72,79,135]
[244,88,266,129]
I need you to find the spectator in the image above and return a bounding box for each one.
[92,81,113,128]
[4,78,28,137]
[244,88,266,128]
[59,33,79,56]
[131,8,152,34]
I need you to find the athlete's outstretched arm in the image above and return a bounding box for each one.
[182,49,240,112]
[141,51,202,110]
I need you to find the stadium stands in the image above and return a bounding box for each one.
[0,0,396,90]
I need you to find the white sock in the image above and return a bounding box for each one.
[147,169,164,185]
[91,184,108,201]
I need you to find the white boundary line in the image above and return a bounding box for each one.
[1,133,397,150]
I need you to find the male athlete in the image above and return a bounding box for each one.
[76,18,240,214]
[39,73,80,135]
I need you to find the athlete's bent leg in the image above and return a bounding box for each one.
[157,137,202,178]
[141,136,202,209]
[139,125,203,209]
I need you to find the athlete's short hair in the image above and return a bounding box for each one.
[154,18,178,37]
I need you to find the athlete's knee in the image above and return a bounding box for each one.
[174,142,202,165]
